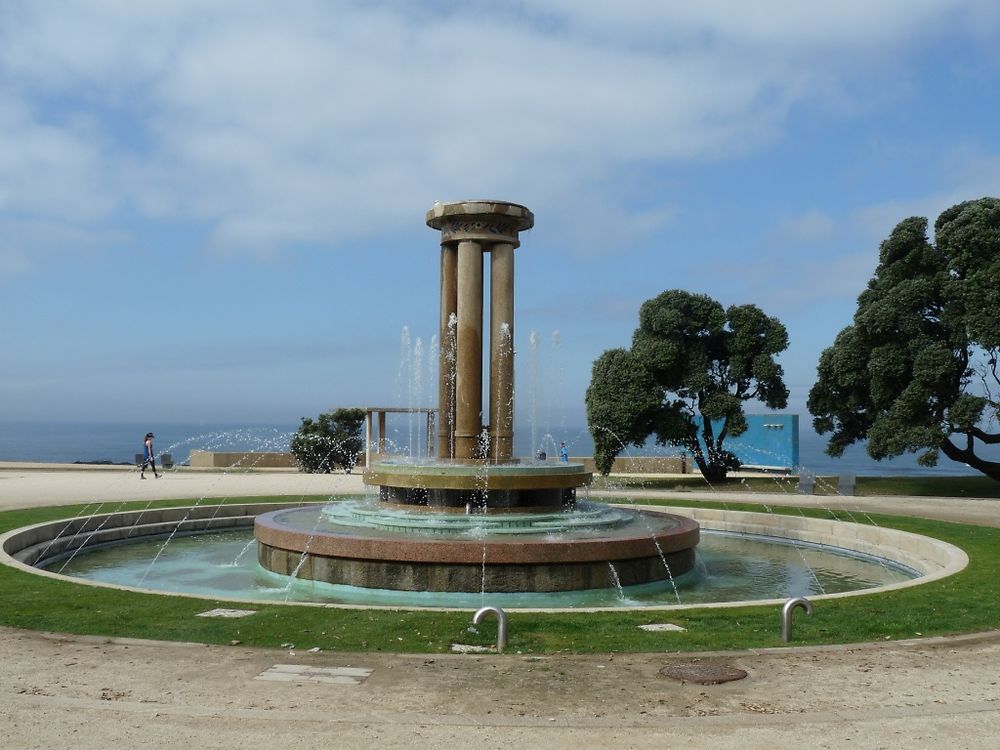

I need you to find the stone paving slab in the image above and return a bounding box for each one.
[195,608,257,618]
[256,664,374,685]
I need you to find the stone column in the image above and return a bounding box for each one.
[454,239,484,460]
[426,201,533,461]
[489,242,515,462]
[437,244,458,458]
[377,411,387,456]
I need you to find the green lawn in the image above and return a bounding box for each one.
[595,473,1000,498]
[0,495,997,653]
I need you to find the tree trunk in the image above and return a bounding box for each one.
[940,438,1000,481]
[697,461,728,483]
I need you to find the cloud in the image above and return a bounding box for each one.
[773,210,836,244]
[0,218,132,282]
[695,249,875,315]
[852,183,1000,246]
[1,1,997,260]
[515,0,997,51]
[0,95,116,222]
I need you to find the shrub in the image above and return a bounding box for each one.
[290,408,366,473]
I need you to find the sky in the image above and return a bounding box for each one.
[2,1,1000,430]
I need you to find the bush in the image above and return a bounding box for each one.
[290,408,366,473]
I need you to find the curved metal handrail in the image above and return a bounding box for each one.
[472,605,508,652]
[781,597,814,642]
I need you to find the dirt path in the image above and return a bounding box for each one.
[3,627,999,749]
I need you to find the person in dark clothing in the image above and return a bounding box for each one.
[141,432,160,479]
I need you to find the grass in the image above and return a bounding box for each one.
[0,494,998,653]
[594,473,1000,498]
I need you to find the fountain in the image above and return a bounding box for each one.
[0,203,959,612]
[254,200,701,594]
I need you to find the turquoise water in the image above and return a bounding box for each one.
[45,528,915,609]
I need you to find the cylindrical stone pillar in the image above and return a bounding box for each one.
[438,244,458,458]
[426,201,533,462]
[454,240,484,460]
[489,242,515,462]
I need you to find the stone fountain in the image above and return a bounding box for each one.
[255,200,699,594]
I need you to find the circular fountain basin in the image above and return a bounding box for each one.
[255,501,698,593]
[1,500,966,611]
[363,459,593,509]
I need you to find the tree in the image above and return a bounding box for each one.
[290,408,366,473]
[808,197,1000,480]
[586,289,789,481]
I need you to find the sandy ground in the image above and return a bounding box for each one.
[2,464,1000,749]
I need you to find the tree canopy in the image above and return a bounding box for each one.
[585,289,789,481]
[807,197,1000,480]
[290,408,366,473]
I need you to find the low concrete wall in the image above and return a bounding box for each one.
[189,451,374,469]
[575,455,687,474]
[1,503,297,569]
[188,451,686,474]
[188,451,300,469]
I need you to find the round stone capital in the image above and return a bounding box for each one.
[427,200,534,247]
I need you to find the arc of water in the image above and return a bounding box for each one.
[529,330,540,458]
[413,336,423,459]
[439,313,458,460]
[33,503,101,565]
[606,562,625,600]
[429,333,439,458]
[139,429,310,584]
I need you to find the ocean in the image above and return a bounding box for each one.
[0,418,991,477]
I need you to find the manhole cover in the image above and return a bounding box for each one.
[658,663,748,685]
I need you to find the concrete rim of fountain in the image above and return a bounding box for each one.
[0,501,969,612]
[363,460,592,490]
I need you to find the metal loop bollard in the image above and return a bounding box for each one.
[781,597,814,642]
[472,605,508,652]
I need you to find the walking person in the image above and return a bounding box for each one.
[559,442,569,463]
[140,432,160,479]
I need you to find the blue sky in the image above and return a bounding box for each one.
[2,1,1000,430]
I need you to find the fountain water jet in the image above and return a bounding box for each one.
[254,201,700,594]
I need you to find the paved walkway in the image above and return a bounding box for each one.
[2,465,999,749]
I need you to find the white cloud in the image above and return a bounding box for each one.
[0,218,132,282]
[853,192,999,246]
[516,0,996,51]
[774,210,836,244]
[0,96,116,222]
[0,1,997,259]
[698,249,875,314]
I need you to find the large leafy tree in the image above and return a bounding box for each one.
[290,408,366,473]
[808,197,1000,480]
[586,290,789,481]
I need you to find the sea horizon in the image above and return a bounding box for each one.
[0,417,992,478]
